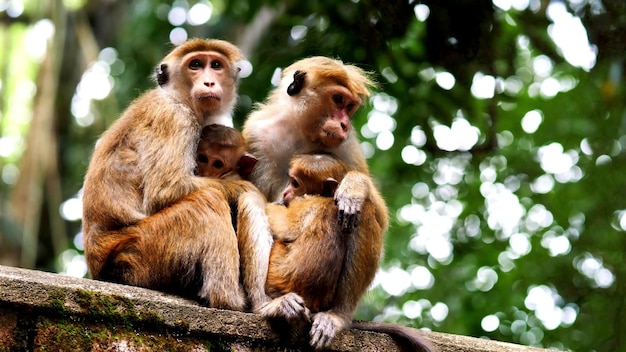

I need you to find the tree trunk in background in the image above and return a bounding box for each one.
[8,2,69,269]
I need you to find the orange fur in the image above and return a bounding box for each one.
[245,59,435,351]
[83,38,271,312]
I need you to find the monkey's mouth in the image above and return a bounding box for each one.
[197,94,221,101]
[323,130,345,142]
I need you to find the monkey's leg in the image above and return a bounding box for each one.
[236,190,274,312]
[119,188,247,311]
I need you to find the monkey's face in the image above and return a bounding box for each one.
[195,142,239,179]
[183,51,237,118]
[282,174,306,206]
[156,39,243,125]
[308,85,360,148]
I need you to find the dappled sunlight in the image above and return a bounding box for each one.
[434,71,455,90]
[521,109,543,134]
[413,4,430,22]
[363,93,398,151]
[25,19,55,62]
[162,1,216,44]
[59,248,88,278]
[574,253,615,289]
[466,266,498,292]
[536,142,583,183]
[432,117,480,152]
[481,182,525,236]
[546,2,597,70]
[471,72,496,99]
[524,285,576,330]
[1,0,23,17]
[481,314,500,332]
[60,196,82,222]
[70,48,125,126]
[377,266,412,297]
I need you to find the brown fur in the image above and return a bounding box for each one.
[264,154,382,313]
[195,124,252,180]
[244,59,435,351]
[243,57,375,202]
[82,38,272,312]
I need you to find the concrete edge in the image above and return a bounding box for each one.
[0,265,552,352]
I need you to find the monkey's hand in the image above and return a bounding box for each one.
[258,293,311,323]
[310,312,348,350]
[334,172,370,233]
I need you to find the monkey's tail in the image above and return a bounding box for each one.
[351,320,438,352]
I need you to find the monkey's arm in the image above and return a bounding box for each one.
[134,94,203,213]
[266,203,300,242]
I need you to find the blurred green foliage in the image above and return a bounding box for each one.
[1,0,625,351]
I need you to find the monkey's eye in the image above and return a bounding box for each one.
[189,59,203,70]
[210,60,223,70]
[332,94,344,105]
[212,160,224,169]
[346,102,356,113]
[290,178,300,188]
[198,154,208,164]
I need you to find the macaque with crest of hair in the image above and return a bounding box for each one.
[82,38,272,313]
[243,55,435,350]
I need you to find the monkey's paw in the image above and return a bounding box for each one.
[309,313,338,350]
[258,293,310,322]
[335,194,363,233]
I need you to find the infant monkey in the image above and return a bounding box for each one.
[264,154,436,352]
[195,140,435,351]
[195,124,257,180]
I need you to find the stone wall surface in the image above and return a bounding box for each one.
[0,265,554,351]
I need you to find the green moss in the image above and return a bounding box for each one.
[45,288,196,337]
[35,317,222,352]
[205,338,234,352]
[36,319,93,351]
[47,290,67,313]
[39,288,237,350]
[140,310,165,326]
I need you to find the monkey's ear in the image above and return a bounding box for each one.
[322,178,339,197]
[156,63,169,86]
[237,153,259,180]
[287,70,306,96]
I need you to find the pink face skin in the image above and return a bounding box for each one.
[182,51,237,118]
[311,85,360,148]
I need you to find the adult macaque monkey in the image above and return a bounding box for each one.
[244,58,435,350]
[243,56,378,233]
[264,154,436,352]
[195,124,257,180]
[82,38,272,313]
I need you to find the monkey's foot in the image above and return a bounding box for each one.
[309,312,339,350]
[258,293,310,322]
[250,294,273,314]
[199,285,247,312]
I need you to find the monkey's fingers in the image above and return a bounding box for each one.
[259,293,311,323]
[281,292,311,322]
[310,313,337,350]
[338,210,360,233]
[335,194,364,233]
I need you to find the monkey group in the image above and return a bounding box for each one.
[82,38,437,352]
